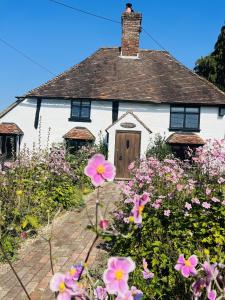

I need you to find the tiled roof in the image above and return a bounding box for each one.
[23,48,225,105]
[166,132,205,145]
[0,123,23,135]
[63,127,95,140]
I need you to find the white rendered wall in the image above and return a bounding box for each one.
[0,99,224,164]
[0,98,112,150]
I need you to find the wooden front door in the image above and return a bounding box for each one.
[114,131,141,178]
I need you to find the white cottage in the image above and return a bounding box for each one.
[0,4,225,178]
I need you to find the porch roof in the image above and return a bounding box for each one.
[0,123,23,135]
[166,132,205,145]
[63,127,95,140]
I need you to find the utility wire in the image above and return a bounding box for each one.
[48,0,167,51]
[49,0,120,24]
[142,28,167,51]
[0,37,55,75]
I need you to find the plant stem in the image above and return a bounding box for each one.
[78,186,100,281]
[0,242,31,300]
[48,238,54,275]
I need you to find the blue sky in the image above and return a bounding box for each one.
[0,0,224,111]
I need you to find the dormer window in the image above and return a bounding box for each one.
[69,100,91,122]
[169,106,200,132]
[219,106,225,117]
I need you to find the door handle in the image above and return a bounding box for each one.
[119,155,122,160]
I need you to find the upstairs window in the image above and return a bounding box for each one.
[70,100,91,122]
[170,106,200,131]
[219,106,225,117]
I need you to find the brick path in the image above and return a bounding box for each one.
[0,182,121,300]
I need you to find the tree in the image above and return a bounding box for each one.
[194,24,225,92]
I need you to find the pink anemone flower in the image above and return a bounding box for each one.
[84,154,116,186]
[175,254,198,278]
[94,286,108,300]
[103,257,135,296]
[50,273,75,300]
[99,219,110,231]
[208,290,217,300]
[131,193,150,224]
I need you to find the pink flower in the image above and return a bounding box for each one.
[206,188,212,195]
[94,286,108,300]
[191,197,200,205]
[65,264,83,286]
[103,257,135,296]
[222,201,225,206]
[208,290,217,300]
[142,259,154,279]
[99,219,109,231]
[116,287,143,300]
[202,202,211,209]
[185,202,192,210]
[176,184,184,192]
[218,177,225,184]
[164,209,171,217]
[175,254,198,278]
[211,197,220,203]
[84,154,116,186]
[50,273,75,300]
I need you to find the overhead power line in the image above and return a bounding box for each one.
[49,0,120,24]
[0,37,55,75]
[48,0,167,51]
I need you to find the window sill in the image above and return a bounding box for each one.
[68,118,92,122]
[169,128,200,132]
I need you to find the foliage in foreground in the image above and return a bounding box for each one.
[109,139,225,299]
[0,146,84,261]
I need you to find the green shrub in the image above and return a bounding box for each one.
[0,146,84,261]
[146,133,173,161]
[109,150,225,299]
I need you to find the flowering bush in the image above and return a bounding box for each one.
[0,145,83,260]
[108,140,225,298]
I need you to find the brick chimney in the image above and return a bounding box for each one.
[121,3,142,57]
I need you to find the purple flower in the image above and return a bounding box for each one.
[142,259,154,280]
[50,273,75,300]
[191,278,206,298]
[202,202,211,209]
[94,286,108,300]
[175,254,198,278]
[202,262,218,285]
[84,154,116,186]
[103,257,135,296]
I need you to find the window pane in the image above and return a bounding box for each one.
[219,107,225,116]
[72,100,81,105]
[185,114,199,129]
[171,107,184,112]
[82,100,91,106]
[80,107,90,118]
[71,106,80,117]
[186,107,199,113]
[171,113,184,128]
